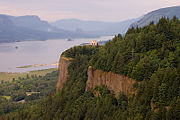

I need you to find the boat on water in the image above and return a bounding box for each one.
[67,38,73,41]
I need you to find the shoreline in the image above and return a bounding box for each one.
[16,64,47,68]
[0,68,58,83]
[16,62,59,69]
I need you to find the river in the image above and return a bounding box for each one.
[0,36,113,72]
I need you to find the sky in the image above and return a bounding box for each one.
[0,0,180,22]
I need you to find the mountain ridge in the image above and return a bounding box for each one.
[131,5,180,27]
[0,14,100,43]
[51,18,139,35]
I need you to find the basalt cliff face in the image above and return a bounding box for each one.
[56,56,136,97]
[56,56,71,93]
[86,66,136,97]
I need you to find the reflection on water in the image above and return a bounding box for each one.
[0,36,113,72]
[0,45,15,52]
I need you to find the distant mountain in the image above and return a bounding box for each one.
[0,15,58,43]
[9,15,59,32]
[0,14,99,43]
[131,6,180,27]
[51,18,138,35]
[52,6,180,34]
[0,14,140,43]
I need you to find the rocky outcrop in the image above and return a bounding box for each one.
[56,56,71,93]
[56,57,136,97]
[86,66,136,97]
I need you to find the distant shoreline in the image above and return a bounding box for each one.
[16,62,59,69]
[0,36,102,44]
[0,68,58,83]
[16,64,47,68]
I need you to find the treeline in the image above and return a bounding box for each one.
[62,45,99,58]
[0,17,180,120]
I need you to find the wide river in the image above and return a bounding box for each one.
[0,36,113,72]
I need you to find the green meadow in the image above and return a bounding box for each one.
[0,68,58,83]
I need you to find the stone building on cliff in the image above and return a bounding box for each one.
[90,40,98,46]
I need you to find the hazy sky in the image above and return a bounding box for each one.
[0,0,180,22]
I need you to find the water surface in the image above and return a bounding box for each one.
[0,36,113,72]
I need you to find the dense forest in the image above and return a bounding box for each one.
[0,17,180,120]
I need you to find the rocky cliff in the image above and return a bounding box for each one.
[86,66,136,97]
[56,56,71,93]
[56,57,136,97]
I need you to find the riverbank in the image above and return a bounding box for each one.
[0,68,58,83]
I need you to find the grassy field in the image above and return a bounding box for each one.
[16,64,47,68]
[0,68,58,83]
[2,96,11,100]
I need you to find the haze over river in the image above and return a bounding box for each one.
[0,36,113,72]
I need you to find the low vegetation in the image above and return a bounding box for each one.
[16,64,47,68]
[0,69,58,115]
[0,68,57,83]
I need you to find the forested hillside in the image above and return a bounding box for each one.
[0,17,180,120]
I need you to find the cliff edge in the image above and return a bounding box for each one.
[56,56,71,93]
[86,66,136,97]
[56,57,136,97]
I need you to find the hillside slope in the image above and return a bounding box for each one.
[131,6,180,27]
[9,15,61,32]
